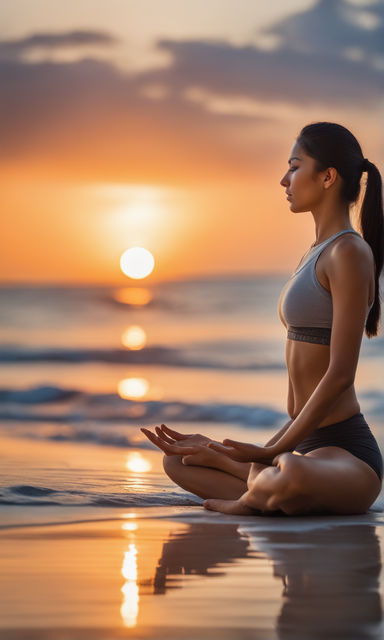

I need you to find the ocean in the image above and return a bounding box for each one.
[1,275,383,511]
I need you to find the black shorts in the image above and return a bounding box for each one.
[294,412,383,481]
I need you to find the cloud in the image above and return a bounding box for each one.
[138,36,383,107]
[1,0,383,181]
[134,0,383,109]
[134,0,384,109]
[0,54,269,183]
[264,0,384,58]
[0,30,118,61]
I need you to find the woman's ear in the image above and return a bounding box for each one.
[323,166,338,190]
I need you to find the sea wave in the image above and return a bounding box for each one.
[29,428,155,449]
[1,383,383,428]
[0,384,284,426]
[0,484,202,508]
[0,344,284,370]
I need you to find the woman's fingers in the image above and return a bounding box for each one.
[212,439,269,463]
[222,439,261,456]
[208,441,252,462]
[222,440,265,458]
[159,424,188,441]
[140,428,200,456]
[140,428,167,452]
[223,438,250,448]
[166,445,201,455]
[155,426,175,444]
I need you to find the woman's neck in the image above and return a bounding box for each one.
[311,207,353,246]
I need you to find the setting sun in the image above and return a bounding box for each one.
[120,247,155,279]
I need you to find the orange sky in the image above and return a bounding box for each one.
[1,0,383,284]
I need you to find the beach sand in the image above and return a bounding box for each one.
[1,435,384,640]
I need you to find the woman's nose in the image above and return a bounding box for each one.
[280,173,289,187]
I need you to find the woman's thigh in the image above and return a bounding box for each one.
[297,447,382,514]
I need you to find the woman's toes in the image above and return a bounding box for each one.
[203,498,255,515]
[203,498,228,512]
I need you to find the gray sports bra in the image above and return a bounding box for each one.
[278,229,374,345]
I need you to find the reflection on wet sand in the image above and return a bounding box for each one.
[266,524,382,640]
[0,514,382,638]
[151,519,382,639]
[121,543,139,627]
[152,523,250,594]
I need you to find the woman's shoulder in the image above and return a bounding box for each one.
[326,233,374,276]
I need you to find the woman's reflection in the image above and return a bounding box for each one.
[152,519,382,639]
[241,522,382,640]
[153,523,249,594]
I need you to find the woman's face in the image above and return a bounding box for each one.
[280,142,324,213]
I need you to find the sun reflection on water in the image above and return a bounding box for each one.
[120,543,139,627]
[126,452,152,473]
[113,287,152,306]
[117,375,163,403]
[118,377,149,400]
[121,325,147,350]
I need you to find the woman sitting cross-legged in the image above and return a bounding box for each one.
[141,121,384,516]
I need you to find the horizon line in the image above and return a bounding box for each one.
[0,270,291,288]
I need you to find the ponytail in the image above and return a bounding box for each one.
[360,160,384,337]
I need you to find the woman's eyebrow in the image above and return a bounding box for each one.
[288,157,302,163]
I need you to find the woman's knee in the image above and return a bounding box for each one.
[162,454,183,480]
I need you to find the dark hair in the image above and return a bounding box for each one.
[297,122,384,338]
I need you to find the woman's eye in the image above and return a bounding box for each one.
[289,167,297,172]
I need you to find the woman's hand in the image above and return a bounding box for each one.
[207,438,276,464]
[140,423,216,456]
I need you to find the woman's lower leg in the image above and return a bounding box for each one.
[163,455,248,500]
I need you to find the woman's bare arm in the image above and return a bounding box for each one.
[264,418,294,447]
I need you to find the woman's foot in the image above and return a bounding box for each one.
[203,497,257,515]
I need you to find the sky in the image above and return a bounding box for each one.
[1,0,383,284]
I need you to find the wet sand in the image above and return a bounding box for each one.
[1,505,384,639]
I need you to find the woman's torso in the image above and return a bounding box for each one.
[278,230,375,427]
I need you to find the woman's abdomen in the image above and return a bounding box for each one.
[286,340,360,426]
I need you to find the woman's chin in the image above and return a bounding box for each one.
[289,203,306,214]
